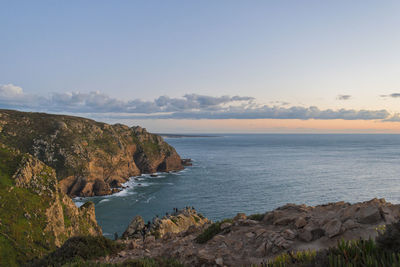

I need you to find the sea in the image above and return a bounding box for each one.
[73,134,400,238]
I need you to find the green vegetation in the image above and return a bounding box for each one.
[30,236,184,267]
[264,250,317,267]
[265,223,400,267]
[195,219,233,244]
[0,146,56,266]
[0,144,101,266]
[327,239,400,267]
[170,217,178,225]
[376,221,400,252]
[193,215,200,223]
[29,236,125,267]
[59,257,184,267]
[247,213,265,221]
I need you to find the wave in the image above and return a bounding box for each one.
[145,196,155,203]
[74,201,85,208]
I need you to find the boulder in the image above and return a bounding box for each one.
[323,219,342,238]
[295,217,307,228]
[298,228,313,242]
[356,206,382,224]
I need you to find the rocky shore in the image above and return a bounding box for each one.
[105,198,400,266]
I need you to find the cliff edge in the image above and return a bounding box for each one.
[0,109,184,197]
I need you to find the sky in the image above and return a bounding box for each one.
[1,1,400,133]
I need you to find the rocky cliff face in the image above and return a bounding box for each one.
[106,199,400,266]
[121,207,209,240]
[0,109,184,197]
[0,144,102,266]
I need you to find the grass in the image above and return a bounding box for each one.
[0,146,56,266]
[195,219,233,244]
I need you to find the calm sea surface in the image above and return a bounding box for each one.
[74,134,400,238]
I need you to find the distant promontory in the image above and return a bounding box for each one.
[0,109,184,197]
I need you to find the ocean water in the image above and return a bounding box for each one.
[74,134,400,238]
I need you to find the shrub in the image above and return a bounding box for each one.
[376,221,400,253]
[247,213,265,221]
[195,219,233,244]
[29,236,125,267]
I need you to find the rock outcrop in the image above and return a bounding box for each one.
[106,199,400,266]
[122,207,209,240]
[0,144,102,266]
[0,109,184,197]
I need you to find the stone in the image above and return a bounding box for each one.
[212,235,225,242]
[282,229,297,240]
[220,222,232,230]
[342,219,358,231]
[262,212,274,224]
[274,216,297,226]
[118,251,127,257]
[356,206,382,224]
[298,228,313,242]
[245,232,255,238]
[215,257,223,266]
[323,219,342,238]
[295,217,307,228]
[198,249,214,262]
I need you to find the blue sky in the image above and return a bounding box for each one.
[1,1,400,132]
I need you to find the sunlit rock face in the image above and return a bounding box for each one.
[0,109,184,197]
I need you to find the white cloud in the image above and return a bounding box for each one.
[0,84,23,97]
[0,85,394,121]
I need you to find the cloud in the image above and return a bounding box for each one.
[269,101,290,106]
[380,93,400,98]
[135,106,389,120]
[0,84,393,121]
[0,84,23,97]
[383,113,400,122]
[337,95,351,100]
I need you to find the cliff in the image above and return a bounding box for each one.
[0,144,102,266]
[106,199,400,266]
[0,109,184,197]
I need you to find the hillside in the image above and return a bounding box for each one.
[0,109,184,197]
[0,143,102,266]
